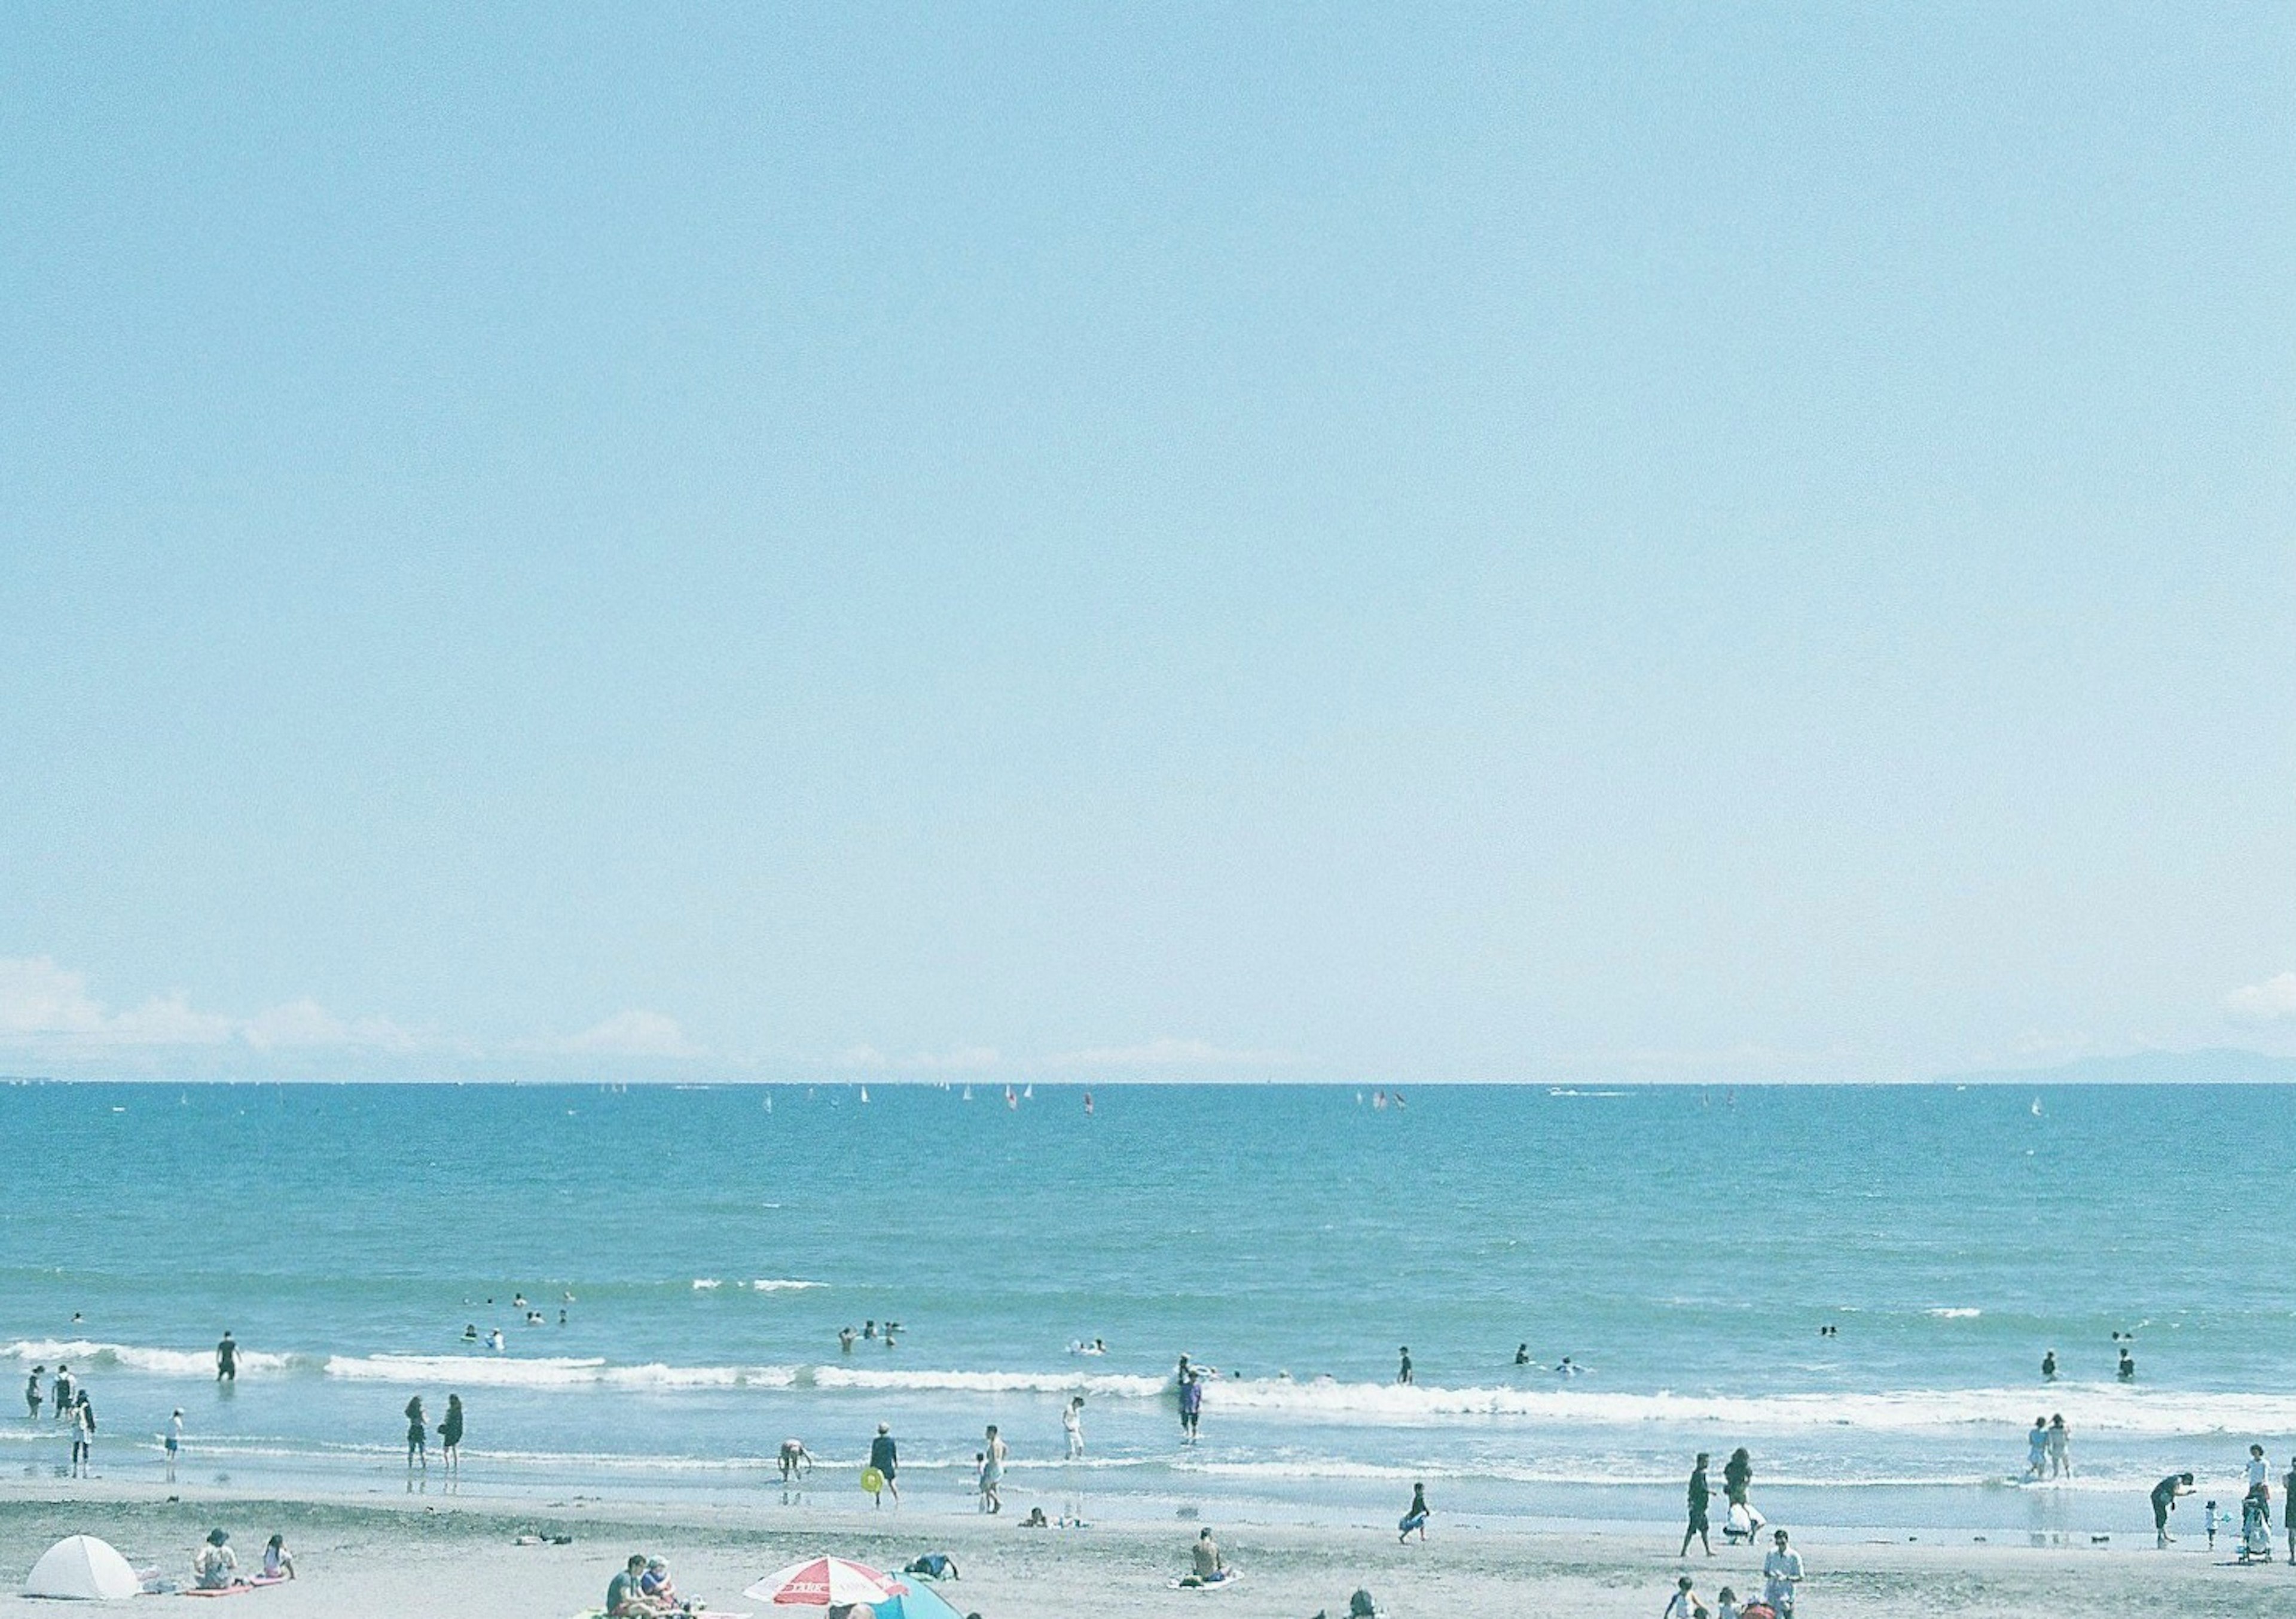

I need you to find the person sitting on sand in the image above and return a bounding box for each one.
[193,1529,241,1590]
[607,1553,668,1617]
[639,1556,682,1606]
[1191,1527,1225,1583]
[1021,1507,1049,1527]
[262,1534,294,1580]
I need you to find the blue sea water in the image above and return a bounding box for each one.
[2,1080,2291,1541]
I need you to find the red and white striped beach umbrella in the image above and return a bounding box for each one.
[744,1556,909,1607]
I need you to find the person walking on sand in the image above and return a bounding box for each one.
[1399,1481,1430,1542]
[1722,1448,1763,1536]
[216,1331,238,1382]
[1760,1530,1803,1617]
[1063,1395,1086,1460]
[868,1422,899,1505]
[2151,1471,2193,1547]
[1681,1452,1714,1556]
[405,1395,428,1471]
[981,1424,1007,1514]
[438,1394,464,1474]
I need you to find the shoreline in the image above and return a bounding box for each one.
[0,1481,2283,1617]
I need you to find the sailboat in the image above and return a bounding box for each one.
[1084,1090,1094,1115]
[859,1086,869,1103]
[1004,1084,1018,1110]
[961,1084,973,1102]
[1022,1083,1034,1101]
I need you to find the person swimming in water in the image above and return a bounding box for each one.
[2041,1348,2057,1380]
[1514,1343,1530,1365]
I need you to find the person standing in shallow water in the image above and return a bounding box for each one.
[2047,1414,2071,1478]
[438,1394,464,1474]
[1681,1452,1714,1556]
[2040,1349,2057,1380]
[404,1396,427,1471]
[216,1331,238,1382]
[1397,1347,1413,1385]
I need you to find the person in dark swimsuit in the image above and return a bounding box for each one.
[1681,1452,1713,1556]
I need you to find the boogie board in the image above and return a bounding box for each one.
[1169,1571,1244,1590]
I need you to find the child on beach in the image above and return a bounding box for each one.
[1663,1575,1709,1619]
[973,1452,988,1511]
[2205,1501,2222,1547]
[1714,1586,1741,1619]
[1064,1395,1085,1459]
[261,1534,294,1580]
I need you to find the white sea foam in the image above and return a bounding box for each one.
[747,1279,822,1291]
[691,1278,723,1289]
[320,1353,801,1390]
[10,1336,2289,1441]
[1926,1307,1983,1319]
[4,1339,301,1376]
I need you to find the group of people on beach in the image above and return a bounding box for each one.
[1671,1449,1806,1617]
[22,1362,103,1478]
[604,1551,694,1616]
[402,1392,465,1473]
[2151,1444,2296,1562]
[190,1527,294,1591]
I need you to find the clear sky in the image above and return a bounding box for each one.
[2,5,2291,1081]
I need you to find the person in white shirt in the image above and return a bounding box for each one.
[1761,1529,1803,1615]
[2247,1444,2270,1493]
[1661,1574,1708,1619]
[1063,1396,1085,1460]
[1713,1586,1741,1619]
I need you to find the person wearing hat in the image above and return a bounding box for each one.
[193,1529,241,1590]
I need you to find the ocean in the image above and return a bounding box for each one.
[1,1080,2288,1541]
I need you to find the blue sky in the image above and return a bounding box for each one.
[2,5,2291,1081]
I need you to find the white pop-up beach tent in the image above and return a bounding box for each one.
[24,1535,142,1600]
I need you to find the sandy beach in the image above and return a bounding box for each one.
[0,1481,2285,1618]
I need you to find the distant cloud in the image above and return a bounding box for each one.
[833,1044,889,1070]
[0,956,398,1051]
[1053,1036,1292,1068]
[553,1010,700,1059]
[2225,972,2296,1023]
